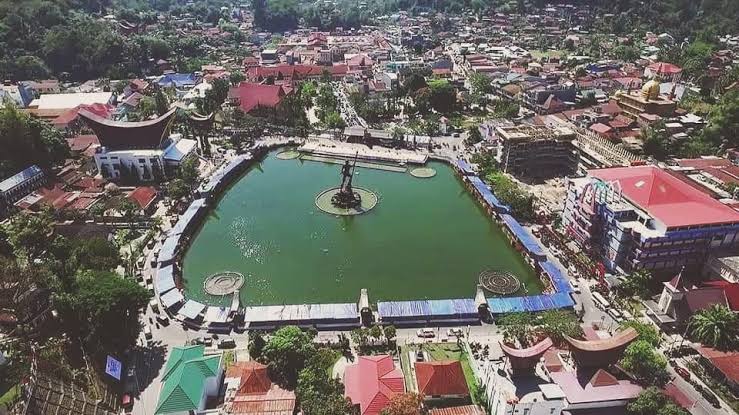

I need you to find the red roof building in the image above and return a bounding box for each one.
[344,355,404,415]
[127,186,159,212]
[415,360,469,398]
[589,166,739,228]
[245,64,348,82]
[696,346,739,396]
[225,361,296,415]
[550,369,642,409]
[229,83,290,114]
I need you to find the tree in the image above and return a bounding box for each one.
[619,340,670,386]
[0,106,69,180]
[700,91,739,150]
[642,121,671,160]
[71,237,120,271]
[688,304,739,349]
[350,327,369,348]
[538,310,583,345]
[427,79,457,113]
[627,387,689,415]
[297,348,351,415]
[155,88,170,116]
[383,325,396,342]
[465,125,483,146]
[249,331,266,359]
[230,71,246,85]
[618,269,652,299]
[499,312,536,347]
[261,326,316,388]
[323,111,346,130]
[3,210,54,262]
[55,270,150,355]
[620,320,661,347]
[369,324,383,341]
[381,392,423,415]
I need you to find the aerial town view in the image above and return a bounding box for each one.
[2,0,739,414]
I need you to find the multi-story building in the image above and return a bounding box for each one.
[613,80,677,121]
[492,124,578,179]
[80,108,197,182]
[562,166,739,274]
[0,165,45,213]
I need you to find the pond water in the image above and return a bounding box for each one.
[182,151,540,306]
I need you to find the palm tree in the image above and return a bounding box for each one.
[689,304,739,350]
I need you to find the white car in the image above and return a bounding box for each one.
[417,328,435,338]
[569,280,581,294]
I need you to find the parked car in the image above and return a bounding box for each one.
[674,366,691,380]
[702,390,721,408]
[218,338,236,349]
[417,328,435,338]
[156,315,170,326]
[569,280,581,294]
[447,328,464,338]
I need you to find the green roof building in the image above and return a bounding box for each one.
[155,345,223,414]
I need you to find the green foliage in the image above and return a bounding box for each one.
[249,331,266,359]
[261,326,316,388]
[229,71,246,85]
[537,310,583,345]
[71,237,120,271]
[0,106,69,181]
[3,210,54,261]
[383,325,396,341]
[700,91,739,150]
[323,111,346,130]
[641,121,671,161]
[618,269,652,299]
[296,348,350,415]
[489,99,519,118]
[486,171,535,221]
[620,320,662,347]
[427,79,457,114]
[197,78,229,115]
[627,387,690,415]
[619,340,670,386]
[251,0,299,31]
[55,270,150,354]
[688,304,739,350]
[612,45,640,62]
[499,312,536,347]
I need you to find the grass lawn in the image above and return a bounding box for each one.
[0,384,20,410]
[400,343,479,403]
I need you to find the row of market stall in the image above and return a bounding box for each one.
[456,159,575,313]
[153,154,255,329]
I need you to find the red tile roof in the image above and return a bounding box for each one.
[246,64,347,81]
[704,281,739,311]
[589,166,739,228]
[415,360,469,397]
[697,346,739,384]
[428,405,485,415]
[127,186,158,210]
[344,355,404,415]
[227,361,296,415]
[663,382,695,410]
[52,103,114,127]
[66,134,100,152]
[230,83,289,113]
[226,361,272,395]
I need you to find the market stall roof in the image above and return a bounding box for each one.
[204,306,230,323]
[243,303,358,323]
[158,235,179,264]
[377,298,477,318]
[156,265,176,294]
[179,300,207,320]
[160,289,184,308]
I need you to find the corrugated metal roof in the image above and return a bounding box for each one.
[377,298,477,318]
[0,164,43,192]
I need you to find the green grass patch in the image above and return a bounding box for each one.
[0,384,20,410]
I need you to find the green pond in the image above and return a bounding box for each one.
[182,151,540,306]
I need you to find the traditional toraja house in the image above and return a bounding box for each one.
[564,327,638,368]
[79,108,197,182]
[223,361,296,415]
[500,337,554,376]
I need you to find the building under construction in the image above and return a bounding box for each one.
[493,124,578,179]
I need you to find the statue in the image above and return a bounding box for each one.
[331,153,362,209]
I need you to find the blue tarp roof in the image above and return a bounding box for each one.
[456,159,474,175]
[180,300,207,320]
[539,260,572,294]
[488,292,574,314]
[0,165,43,192]
[158,234,179,264]
[155,265,176,294]
[377,298,477,318]
[157,73,198,88]
[468,176,510,212]
[500,214,546,258]
[160,289,184,308]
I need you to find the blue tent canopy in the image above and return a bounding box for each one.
[468,176,510,212]
[377,298,477,318]
[500,214,546,258]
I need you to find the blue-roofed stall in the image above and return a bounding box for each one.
[155,265,176,294]
[157,234,179,265]
[488,292,574,314]
[377,298,480,326]
[468,176,510,213]
[500,214,546,259]
[160,289,184,309]
[456,159,475,176]
[539,260,572,294]
[243,303,359,330]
